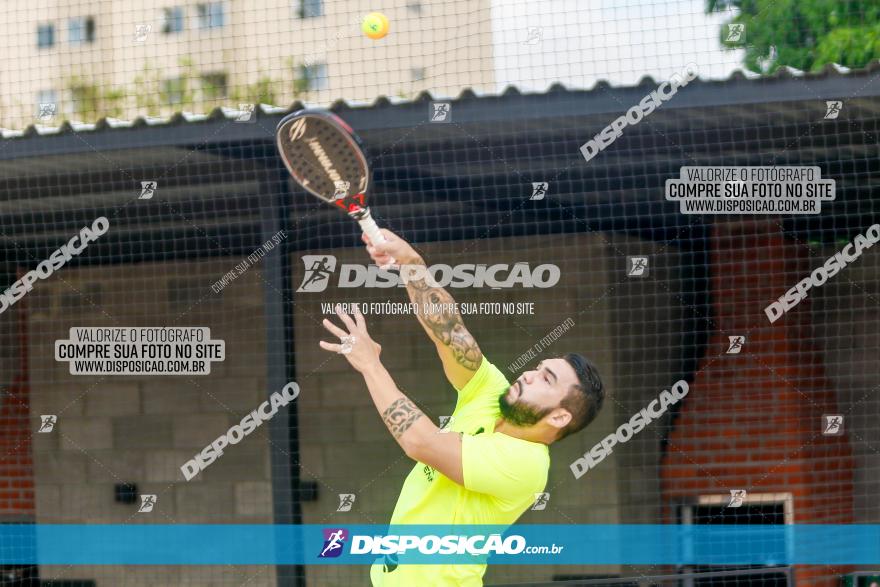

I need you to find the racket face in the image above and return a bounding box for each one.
[276,110,371,216]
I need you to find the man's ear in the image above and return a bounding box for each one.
[548,408,572,431]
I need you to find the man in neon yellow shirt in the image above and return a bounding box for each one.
[319,230,605,586]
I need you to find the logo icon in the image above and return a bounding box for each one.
[298,260,559,290]
[726,336,745,354]
[236,103,256,123]
[139,181,157,200]
[531,492,550,510]
[430,102,451,123]
[333,180,350,200]
[319,528,348,558]
[289,117,308,141]
[530,182,549,201]
[727,489,746,508]
[627,256,649,277]
[724,23,745,43]
[523,26,543,45]
[438,415,455,433]
[824,101,843,120]
[37,103,57,122]
[38,415,57,433]
[339,335,355,355]
[138,494,157,513]
[134,23,152,42]
[822,414,844,436]
[297,255,337,293]
[336,494,356,512]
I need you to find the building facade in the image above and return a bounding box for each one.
[0,0,494,129]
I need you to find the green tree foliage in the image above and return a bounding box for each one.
[134,57,198,115]
[62,56,309,123]
[293,66,310,96]
[66,76,100,120]
[64,77,124,121]
[133,64,160,115]
[101,88,125,119]
[284,57,311,97]
[231,75,278,105]
[708,0,880,73]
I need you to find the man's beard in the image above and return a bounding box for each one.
[498,382,553,427]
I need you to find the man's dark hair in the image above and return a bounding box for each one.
[556,353,604,441]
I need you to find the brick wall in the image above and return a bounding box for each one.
[0,290,35,519]
[608,232,687,526]
[661,220,856,587]
[28,259,275,586]
[604,232,690,581]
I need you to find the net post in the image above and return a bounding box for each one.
[261,172,305,587]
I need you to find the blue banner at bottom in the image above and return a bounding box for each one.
[0,524,877,565]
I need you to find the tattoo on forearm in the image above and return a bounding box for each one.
[382,398,425,439]
[382,398,424,439]
[406,263,483,371]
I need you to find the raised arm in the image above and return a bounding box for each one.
[362,230,483,390]
[319,305,464,484]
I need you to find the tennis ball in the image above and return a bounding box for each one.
[362,12,389,40]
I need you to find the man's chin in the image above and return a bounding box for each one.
[498,391,513,412]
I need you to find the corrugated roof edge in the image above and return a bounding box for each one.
[1,61,873,140]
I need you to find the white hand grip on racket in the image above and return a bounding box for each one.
[358,212,397,267]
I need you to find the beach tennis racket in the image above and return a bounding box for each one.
[275,109,391,254]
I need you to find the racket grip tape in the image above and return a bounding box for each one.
[357,211,396,266]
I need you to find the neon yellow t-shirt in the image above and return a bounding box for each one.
[370,357,550,586]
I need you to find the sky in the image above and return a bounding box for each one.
[491,0,746,92]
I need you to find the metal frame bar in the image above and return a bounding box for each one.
[261,172,305,587]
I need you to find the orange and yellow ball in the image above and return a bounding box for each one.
[362,12,389,40]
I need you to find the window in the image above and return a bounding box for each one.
[68,16,95,44]
[37,24,55,48]
[162,7,185,34]
[302,63,328,91]
[36,90,57,118]
[196,3,224,29]
[163,77,185,104]
[201,72,228,99]
[37,89,57,106]
[411,67,426,81]
[297,0,323,18]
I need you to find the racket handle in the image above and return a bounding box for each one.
[358,212,386,244]
[358,211,396,267]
